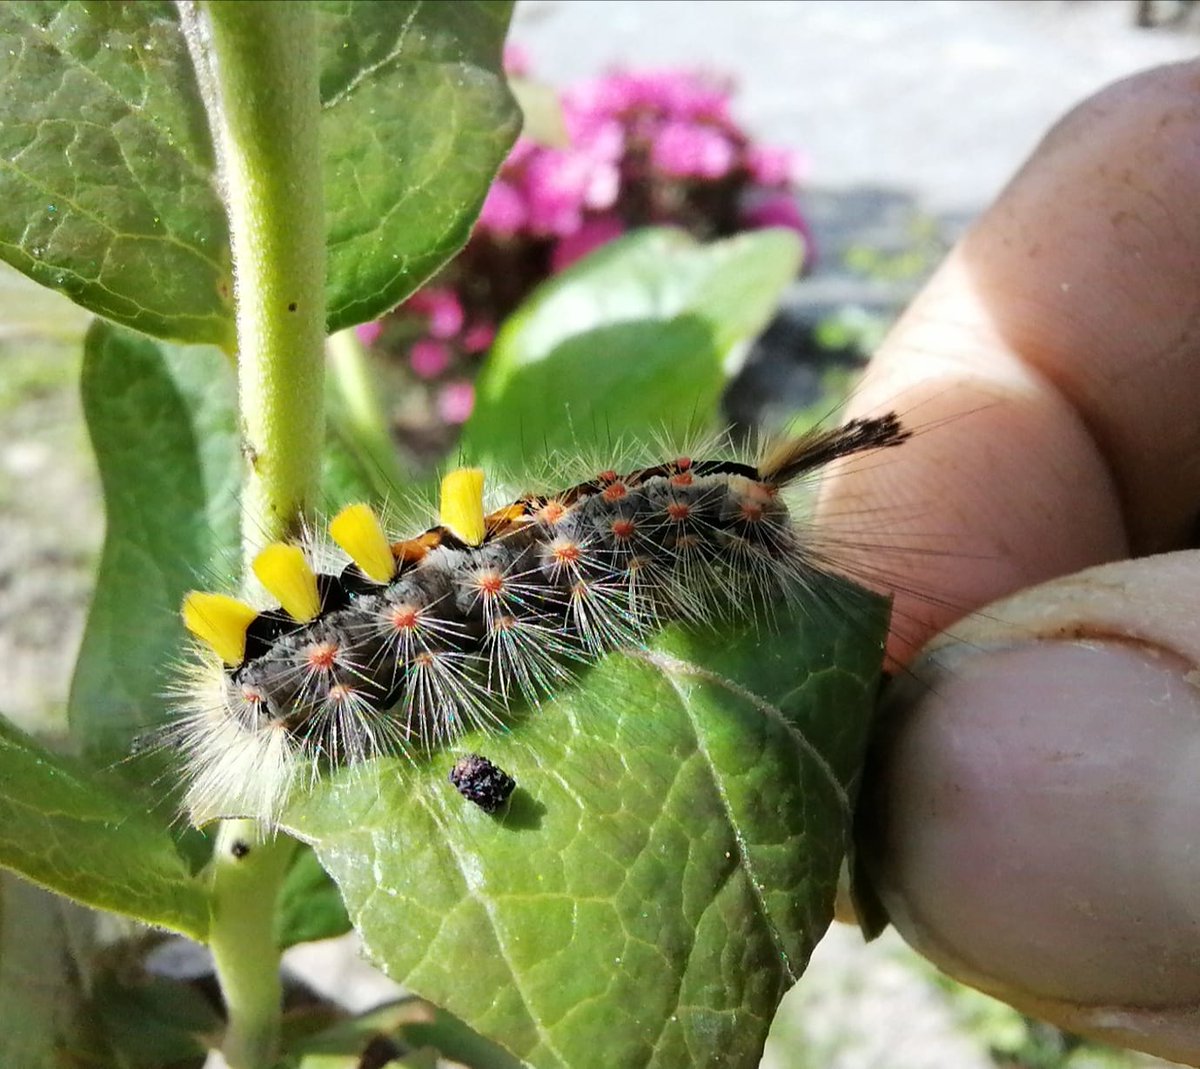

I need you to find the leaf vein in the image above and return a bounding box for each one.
[645,657,799,985]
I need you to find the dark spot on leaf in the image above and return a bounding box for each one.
[450,753,515,813]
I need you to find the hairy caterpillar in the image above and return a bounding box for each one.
[173,414,910,825]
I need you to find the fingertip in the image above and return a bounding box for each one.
[965,60,1200,553]
[821,61,1200,655]
[820,305,1128,662]
[858,553,1200,1063]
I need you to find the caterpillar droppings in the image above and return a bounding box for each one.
[172,414,911,825]
[450,754,517,814]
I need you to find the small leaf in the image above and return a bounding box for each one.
[318,0,521,332]
[0,717,209,938]
[461,228,803,469]
[291,996,521,1069]
[400,1002,527,1069]
[285,580,888,1069]
[70,320,239,766]
[91,969,222,1067]
[324,329,414,507]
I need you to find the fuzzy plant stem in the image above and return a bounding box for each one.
[207,822,297,1069]
[178,3,326,1067]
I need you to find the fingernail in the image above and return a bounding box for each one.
[860,637,1200,1058]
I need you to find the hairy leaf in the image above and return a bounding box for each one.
[0,718,208,937]
[286,581,887,1069]
[461,228,803,469]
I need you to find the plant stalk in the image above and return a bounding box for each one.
[179,3,326,1066]
[206,822,297,1069]
[185,0,328,552]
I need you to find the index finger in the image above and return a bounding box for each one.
[819,61,1200,664]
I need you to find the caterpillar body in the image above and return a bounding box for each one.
[175,414,910,825]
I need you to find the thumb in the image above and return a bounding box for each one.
[858,551,1200,1065]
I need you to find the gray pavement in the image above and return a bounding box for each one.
[513,0,1197,216]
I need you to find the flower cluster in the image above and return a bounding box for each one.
[363,50,811,435]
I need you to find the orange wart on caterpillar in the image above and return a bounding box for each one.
[173,413,910,825]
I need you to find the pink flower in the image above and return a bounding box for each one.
[562,108,625,163]
[438,381,475,424]
[550,214,625,272]
[462,322,496,354]
[504,137,538,171]
[478,179,526,236]
[566,70,732,125]
[355,320,383,346]
[652,121,735,179]
[405,287,464,339]
[745,144,796,188]
[562,74,638,119]
[503,43,531,77]
[523,151,594,234]
[653,71,732,123]
[409,338,451,379]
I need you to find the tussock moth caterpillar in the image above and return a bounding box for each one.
[172,413,910,825]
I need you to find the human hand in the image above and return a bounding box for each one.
[819,61,1200,1064]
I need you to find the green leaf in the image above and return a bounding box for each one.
[70,320,240,766]
[0,2,517,345]
[285,580,888,1069]
[0,875,107,1069]
[291,997,522,1069]
[0,1,235,348]
[461,228,803,470]
[91,969,222,1067]
[0,717,209,938]
[399,1002,527,1069]
[275,846,351,949]
[318,0,520,332]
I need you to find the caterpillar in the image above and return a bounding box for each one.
[173,413,911,825]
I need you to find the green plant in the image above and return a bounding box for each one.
[0,4,887,1067]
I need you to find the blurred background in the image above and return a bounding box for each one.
[2,2,1197,1066]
